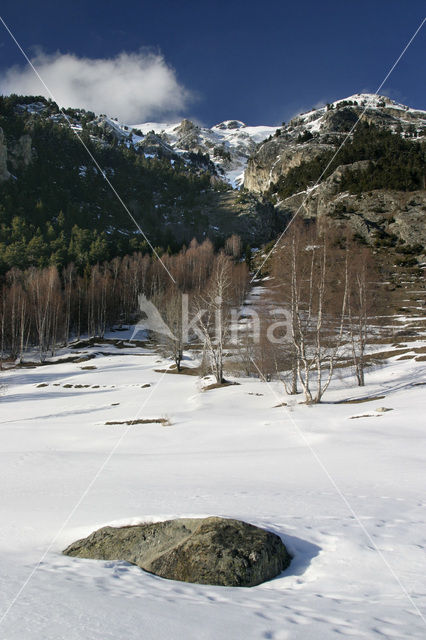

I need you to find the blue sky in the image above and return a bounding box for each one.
[0,0,425,125]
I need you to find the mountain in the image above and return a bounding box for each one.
[0,95,277,272]
[90,116,277,187]
[244,93,426,193]
[0,92,425,272]
[243,94,426,257]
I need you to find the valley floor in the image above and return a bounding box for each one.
[0,335,425,639]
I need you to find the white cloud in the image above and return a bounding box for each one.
[0,50,193,122]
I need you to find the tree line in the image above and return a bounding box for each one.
[0,237,249,366]
[1,219,387,403]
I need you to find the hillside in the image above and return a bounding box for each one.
[0,95,276,271]
[245,93,426,193]
[244,94,426,259]
[0,93,425,271]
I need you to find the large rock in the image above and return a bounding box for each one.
[63,516,291,587]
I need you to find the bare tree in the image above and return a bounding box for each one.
[63,263,75,345]
[195,253,233,384]
[346,245,378,386]
[0,288,5,369]
[225,234,242,259]
[29,266,61,361]
[152,286,186,371]
[272,222,349,404]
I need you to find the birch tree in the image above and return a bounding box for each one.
[196,253,233,384]
[273,222,349,403]
[346,245,378,386]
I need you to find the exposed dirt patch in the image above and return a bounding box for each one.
[74,355,97,363]
[202,381,240,391]
[414,346,426,354]
[154,366,200,376]
[336,395,385,405]
[105,418,170,426]
[368,348,411,361]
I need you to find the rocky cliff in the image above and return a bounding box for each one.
[243,94,426,257]
[0,126,32,181]
[276,161,426,252]
[0,128,9,182]
[244,94,426,194]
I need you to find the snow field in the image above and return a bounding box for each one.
[0,341,425,639]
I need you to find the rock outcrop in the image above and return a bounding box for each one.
[244,139,333,194]
[9,134,32,170]
[275,161,426,251]
[63,516,291,587]
[0,128,9,182]
[0,128,33,180]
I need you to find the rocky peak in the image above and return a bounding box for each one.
[175,118,198,134]
[138,131,175,156]
[214,120,246,130]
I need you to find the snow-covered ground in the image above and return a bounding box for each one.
[0,335,425,639]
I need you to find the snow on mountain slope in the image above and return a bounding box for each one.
[244,93,426,194]
[125,94,425,189]
[126,118,278,187]
[288,93,426,136]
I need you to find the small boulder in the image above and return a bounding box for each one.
[63,516,291,587]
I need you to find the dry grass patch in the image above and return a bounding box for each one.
[105,417,171,426]
[414,346,426,354]
[202,380,240,391]
[336,395,385,405]
[154,366,200,376]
